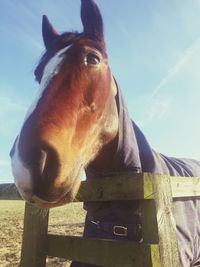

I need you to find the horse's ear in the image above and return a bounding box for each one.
[42,15,59,50]
[81,0,104,42]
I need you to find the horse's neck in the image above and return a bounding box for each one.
[87,85,158,174]
[87,134,118,172]
[132,121,157,172]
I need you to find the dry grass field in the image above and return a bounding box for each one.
[0,200,86,267]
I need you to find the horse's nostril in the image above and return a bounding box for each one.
[31,143,60,200]
[38,149,48,177]
[34,143,59,180]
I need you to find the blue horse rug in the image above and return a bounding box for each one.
[71,84,200,267]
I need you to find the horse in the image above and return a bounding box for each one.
[10,0,200,266]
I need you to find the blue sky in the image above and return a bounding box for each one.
[1,0,200,183]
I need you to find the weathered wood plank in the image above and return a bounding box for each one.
[0,183,22,200]
[170,176,200,198]
[47,235,161,267]
[74,173,200,201]
[141,199,159,244]
[1,174,200,202]
[20,202,49,267]
[148,173,180,267]
[75,172,154,202]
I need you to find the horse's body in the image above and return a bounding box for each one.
[10,0,200,266]
[83,86,200,267]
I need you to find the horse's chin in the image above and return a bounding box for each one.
[32,190,78,208]
[30,168,84,208]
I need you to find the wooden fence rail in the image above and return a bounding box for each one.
[1,173,200,267]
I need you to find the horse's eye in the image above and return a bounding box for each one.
[85,53,100,65]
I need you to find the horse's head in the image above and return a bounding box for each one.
[10,0,118,208]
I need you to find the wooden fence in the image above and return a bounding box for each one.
[1,172,200,267]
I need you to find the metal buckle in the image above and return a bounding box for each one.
[113,225,128,237]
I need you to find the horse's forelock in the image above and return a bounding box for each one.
[34,32,81,83]
[34,32,106,83]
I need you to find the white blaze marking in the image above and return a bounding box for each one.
[11,44,72,199]
[25,44,73,120]
[11,137,33,200]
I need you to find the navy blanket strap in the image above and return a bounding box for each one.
[70,84,200,267]
[70,213,142,267]
[86,213,142,241]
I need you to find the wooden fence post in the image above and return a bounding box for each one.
[149,173,180,267]
[20,202,49,267]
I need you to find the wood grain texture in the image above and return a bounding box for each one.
[20,202,49,267]
[47,235,161,267]
[149,173,180,267]
[1,174,200,202]
[170,176,200,198]
[141,199,159,244]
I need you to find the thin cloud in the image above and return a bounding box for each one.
[0,88,28,136]
[16,27,43,52]
[137,37,200,127]
[1,1,44,53]
[136,94,171,127]
[0,96,26,114]
[153,37,200,95]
